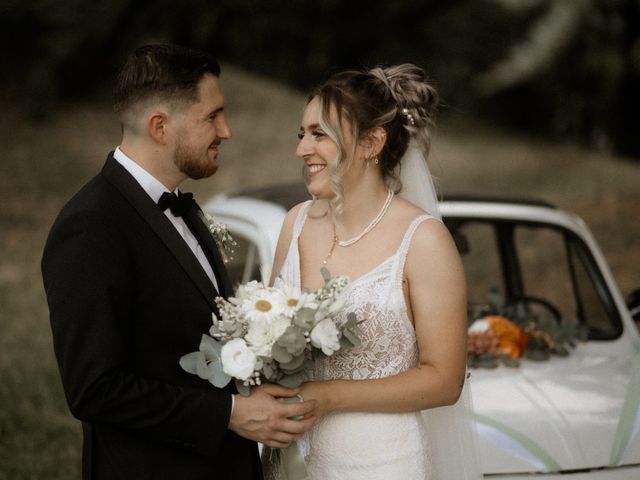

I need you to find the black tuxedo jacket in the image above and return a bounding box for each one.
[42,154,261,479]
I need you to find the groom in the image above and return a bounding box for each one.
[42,44,315,479]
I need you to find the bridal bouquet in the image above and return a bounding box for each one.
[180,268,361,395]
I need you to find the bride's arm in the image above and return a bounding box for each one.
[300,219,468,416]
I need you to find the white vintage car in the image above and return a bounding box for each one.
[203,184,640,479]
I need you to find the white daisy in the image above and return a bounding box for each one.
[243,288,287,323]
[281,285,318,317]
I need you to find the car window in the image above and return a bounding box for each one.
[514,225,577,323]
[449,221,504,314]
[448,219,622,340]
[567,237,623,339]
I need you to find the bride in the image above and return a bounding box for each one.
[265,64,480,479]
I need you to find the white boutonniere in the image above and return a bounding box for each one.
[203,213,237,264]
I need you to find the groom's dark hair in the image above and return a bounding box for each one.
[113,44,221,126]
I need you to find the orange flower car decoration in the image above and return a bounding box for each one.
[468,315,528,359]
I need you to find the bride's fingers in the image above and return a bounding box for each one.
[281,398,317,419]
[278,415,316,435]
[258,383,300,398]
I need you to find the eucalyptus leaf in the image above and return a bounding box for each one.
[199,334,223,359]
[294,308,315,329]
[276,326,307,356]
[343,329,361,347]
[272,343,293,364]
[179,352,201,374]
[320,267,331,283]
[263,362,274,380]
[278,371,305,388]
[235,379,251,396]
[210,365,232,388]
[302,358,315,371]
[195,352,215,380]
[279,353,306,372]
[344,312,357,327]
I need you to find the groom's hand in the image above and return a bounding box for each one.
[228,384,317,448]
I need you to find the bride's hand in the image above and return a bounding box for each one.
[299,381,334,418]
[229,384,317,448]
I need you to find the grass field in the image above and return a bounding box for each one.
[1,65,638,479]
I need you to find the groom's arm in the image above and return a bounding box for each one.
[42,207,233,457]
[42,206,316,452]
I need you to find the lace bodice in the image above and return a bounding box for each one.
[279,201,435,383]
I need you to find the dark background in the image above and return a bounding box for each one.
[2,0,639,157]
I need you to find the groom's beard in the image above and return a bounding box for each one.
[174,136,218,180]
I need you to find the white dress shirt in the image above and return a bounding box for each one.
[112,147,219,292]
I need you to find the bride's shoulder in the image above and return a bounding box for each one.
[389,199,450,248]
[286,201,308,219]
[392,195,436,218]
[406,214,458,269]
[280,200,318,235]
[282,200,311,225]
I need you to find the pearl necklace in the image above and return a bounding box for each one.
[338,189,394,247]
[322,190,394,266]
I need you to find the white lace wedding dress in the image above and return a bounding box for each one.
[264,201,438,480]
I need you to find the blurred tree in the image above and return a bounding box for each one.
[0,0,636,156]
[0,0,130,119]
[473,0,640,156]
[0,0,220,119]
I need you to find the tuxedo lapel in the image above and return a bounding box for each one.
[183,206,233,298]
[101,154,219,309]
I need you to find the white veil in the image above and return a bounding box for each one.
[396,141,483,480]
[395,140,441,219]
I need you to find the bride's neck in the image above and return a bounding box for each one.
[333,179,390,236]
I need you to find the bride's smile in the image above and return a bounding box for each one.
[307,163,326,175]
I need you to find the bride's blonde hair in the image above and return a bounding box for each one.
[306,63,438,215]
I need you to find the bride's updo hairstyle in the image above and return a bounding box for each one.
[310,63,438,212]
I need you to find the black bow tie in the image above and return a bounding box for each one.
[158,191,196,217]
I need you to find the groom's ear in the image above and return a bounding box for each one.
[148,111,170,145]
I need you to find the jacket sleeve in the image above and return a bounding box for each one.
[41,208,232,457]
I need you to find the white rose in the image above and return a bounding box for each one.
[310,319,341,356]
[221,338,257,380]
[245,315,290,357]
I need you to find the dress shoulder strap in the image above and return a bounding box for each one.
[277,201,313,287]
[291,200,313,242]
[394,214,441,285]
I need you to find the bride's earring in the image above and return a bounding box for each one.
[365,152,378,168]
